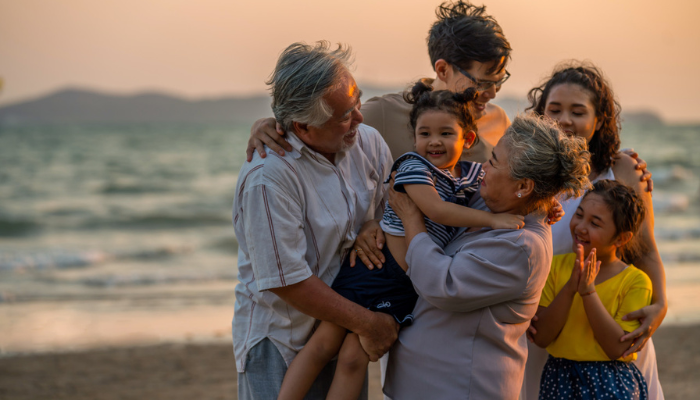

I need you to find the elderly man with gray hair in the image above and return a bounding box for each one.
[232,41,398,400]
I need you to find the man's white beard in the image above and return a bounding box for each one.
[339,128,358,153]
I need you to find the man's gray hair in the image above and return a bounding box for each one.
[267,41,353,132]
[502,114,592,212]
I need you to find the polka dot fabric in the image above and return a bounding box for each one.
[539,356,648,400]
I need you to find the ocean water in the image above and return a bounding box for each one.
[0,122,699,354]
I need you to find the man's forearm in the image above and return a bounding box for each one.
[269,275,376,335]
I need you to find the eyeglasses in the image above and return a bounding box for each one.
[453,65,511,92]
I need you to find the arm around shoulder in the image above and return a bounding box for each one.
[613,153,666,307]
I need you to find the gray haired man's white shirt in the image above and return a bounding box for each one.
[232,124,392,371]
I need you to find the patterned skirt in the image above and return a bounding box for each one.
[539,355,648,400]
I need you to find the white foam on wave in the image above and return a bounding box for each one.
[76,270,238,287]
[652,192,692,214]
[0,245,194,271]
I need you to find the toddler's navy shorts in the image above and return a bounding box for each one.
[331,246,418,327]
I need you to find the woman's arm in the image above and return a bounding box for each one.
[613,153,667,355]
[403,184,525,230]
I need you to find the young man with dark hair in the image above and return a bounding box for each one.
[247,1,512,165]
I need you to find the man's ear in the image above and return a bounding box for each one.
[463,130,477,149]
[292,121,309,137]
[434,59,452,84]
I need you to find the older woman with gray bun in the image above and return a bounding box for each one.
[382,114,591,400]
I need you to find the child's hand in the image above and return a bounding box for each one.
[577,247,601,295]
[547,199,564,225]
[490,213,525,230]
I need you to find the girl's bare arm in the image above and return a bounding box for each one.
[403,184,524,230]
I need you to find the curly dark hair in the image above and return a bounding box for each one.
[403,79,479,144]
[428,1,511,74]
[582,180,646,263]
[527,62,621,175]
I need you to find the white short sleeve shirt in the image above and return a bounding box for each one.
[232,124,391,371]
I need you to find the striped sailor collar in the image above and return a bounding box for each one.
[390,152,483,187]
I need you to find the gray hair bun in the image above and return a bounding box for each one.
[503,114,592,211]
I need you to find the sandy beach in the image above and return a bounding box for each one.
[0,324,697,400]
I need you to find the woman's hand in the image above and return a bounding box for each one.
[349,220,386,270]
[577,247,600,295]
[246,117,293,161]
[547,198,565,225]
[620,148,653,193]
[490,213,525,230]
[619,302,668,357]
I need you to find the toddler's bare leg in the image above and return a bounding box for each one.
[277,321,347,400]
[325,333,370,400]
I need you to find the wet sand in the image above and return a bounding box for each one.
[0,324,697,400]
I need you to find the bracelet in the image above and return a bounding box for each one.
[580,289,596,297]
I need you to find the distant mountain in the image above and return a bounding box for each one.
[0,88,273,125]
[0,87,664,126]
[0,85,402,126]
[620,110,664,125]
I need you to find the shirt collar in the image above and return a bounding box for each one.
[285,130,348,165]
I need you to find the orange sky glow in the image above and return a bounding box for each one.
[1,0,699,122]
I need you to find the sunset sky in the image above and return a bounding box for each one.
[2,0,699,122]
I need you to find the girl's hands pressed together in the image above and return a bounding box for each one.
[565,245,584,296]
[578,247,601,296]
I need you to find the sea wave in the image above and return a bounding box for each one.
[81,213,231,230]
[661,252,700,263]
[0,245,193,271]
[655,227,700,241]
[652,193,693,214]
[0,215,40,237]
[74,271,238,287]
[650,165,697,188]
[100,182,175,194]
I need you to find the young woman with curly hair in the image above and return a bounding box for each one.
[522,62,667,400]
